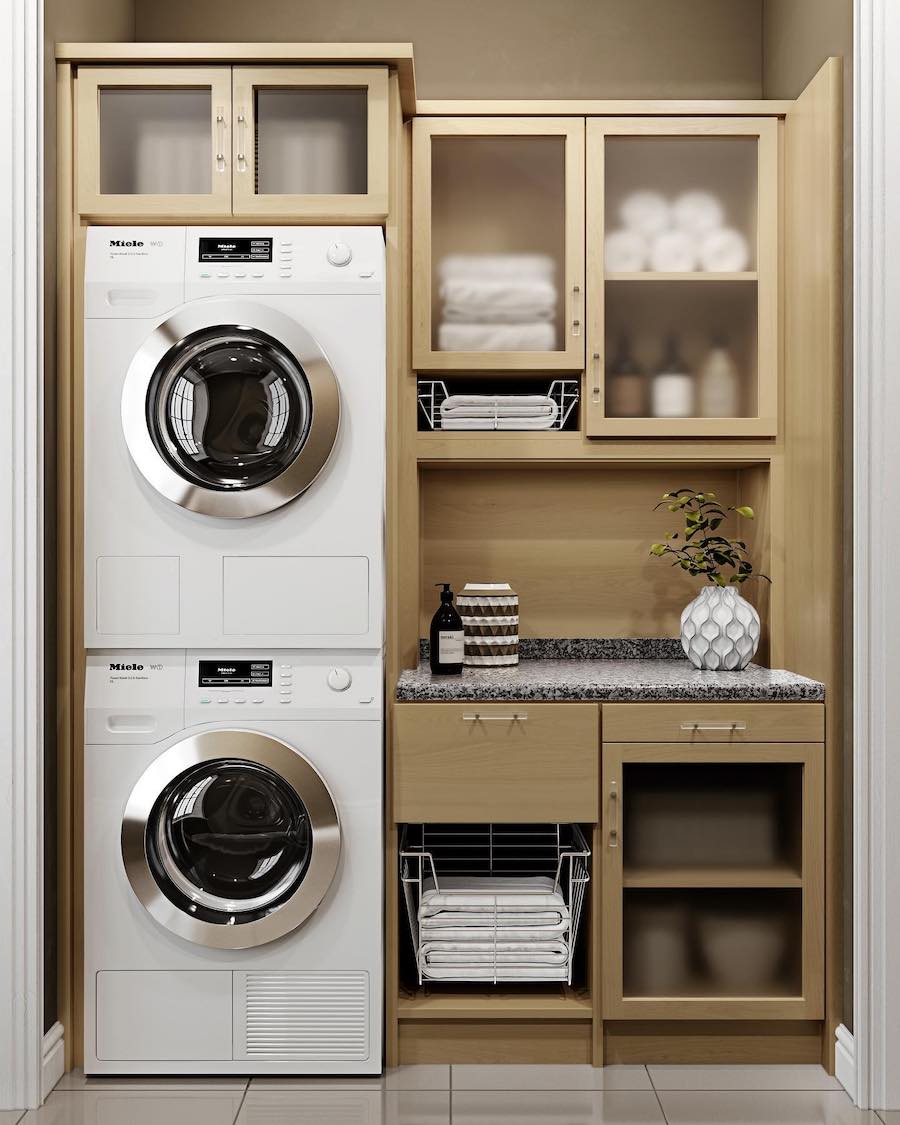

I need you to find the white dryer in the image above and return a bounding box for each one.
[84,227,384,649]
[83,649,382,1075]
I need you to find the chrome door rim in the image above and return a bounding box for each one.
[122,729,341,949]
[121,300,340,519]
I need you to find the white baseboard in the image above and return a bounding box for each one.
[41,1023,64,1102]
[835,1024,856,1104]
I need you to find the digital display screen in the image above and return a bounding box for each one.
[198,237,273,263]
[198,660,273,687]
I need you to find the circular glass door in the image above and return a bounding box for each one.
[122,301,340,519]
[122,731,341,949]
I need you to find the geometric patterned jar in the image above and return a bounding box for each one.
[680,585,761,671]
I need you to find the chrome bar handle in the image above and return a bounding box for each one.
[571,284,582,337]
[214,109,226,173]
[680,721,748,732]
[462,713,528,722]
[236,110,248,173]
[608,780,619,849]
[591,351,602,401]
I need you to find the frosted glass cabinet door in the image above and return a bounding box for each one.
[585,118,778,437]
[76,68,232,218]
[231,67,389,220]
[413,118,586,372]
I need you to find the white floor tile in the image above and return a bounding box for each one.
[649,1065,842,1092]
[451,1089,666,1124]
[54,1069,248,1092]
[658,1089,881,1124]
[384,1066,450,1090]
[249,1076,383,1091]
[876,1113,900,1123]
[384,1091,451,1125]
[20,1089,245,1125]
[235,1090,380,1124]
[451,1064,651,1090]
[0,1113,24,1125]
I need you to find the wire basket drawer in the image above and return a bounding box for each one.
[400,823,590,986]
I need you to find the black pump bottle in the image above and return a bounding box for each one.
[429,583,464,675]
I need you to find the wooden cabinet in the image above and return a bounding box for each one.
[75,64,389,221]
[76,67,233,218]
[412,118,586,372]
[393,702,599,822]
[601,739,824,1021]
[585,118,778,438]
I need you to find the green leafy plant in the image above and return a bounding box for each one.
[650,488,771,587]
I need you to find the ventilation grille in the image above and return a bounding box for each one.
[237,971,369,1061]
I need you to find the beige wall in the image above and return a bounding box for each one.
[135,0,763,100]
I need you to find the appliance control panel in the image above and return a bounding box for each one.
[185,226,384,289]
[185,649,382,719]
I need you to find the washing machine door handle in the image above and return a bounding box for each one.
[122,729,341,950]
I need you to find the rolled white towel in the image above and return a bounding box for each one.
[650,230,698,273]
[672,190,725,236]
[437,253,556,282]
[698,228,751,272]
[440,277,556,323]
[438,322,557,352]
[604,229,648,272]
[619,190,671,238]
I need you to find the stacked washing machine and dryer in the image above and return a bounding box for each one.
[82,227,385,1074]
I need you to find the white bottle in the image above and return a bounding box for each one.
[698,337,740,418]
[652,336,694,418]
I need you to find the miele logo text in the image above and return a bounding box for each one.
[109,662,144,671]
[109,239,144,248]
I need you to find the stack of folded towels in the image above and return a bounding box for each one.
[604,189,750,273]
[439,392,559,431]
[437,254,558,352]
[417,874,572,981]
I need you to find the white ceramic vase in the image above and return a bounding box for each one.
[680,585,761,671]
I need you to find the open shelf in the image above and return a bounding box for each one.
[398,983,593,1021]
[605,271,757,283]
[622,863,803,890]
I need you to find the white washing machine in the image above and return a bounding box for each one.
[84,226,384,649]
[83,649,383,1075]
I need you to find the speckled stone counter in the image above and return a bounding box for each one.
[398,640,824,703]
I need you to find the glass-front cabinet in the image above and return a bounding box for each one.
[585,118,778,437]
[412,118,586,372]
[75,65,389,221]
[76,67,233,218]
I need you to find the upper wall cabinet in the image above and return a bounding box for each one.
[231,67,389,221]
[412,118,585,372]
[75,65,389,221]
[76,67,233,218]
[585,118,778,437]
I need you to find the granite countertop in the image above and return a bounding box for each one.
[396,639,825,703]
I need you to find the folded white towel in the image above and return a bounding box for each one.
[619,190,671,238]
[437,253,556,282]
[604,229,648,272]
[421,939,569,956]
[421,907,567,926]
[422,947,569,966]
[420,964,569,981]
[420,923,570,942]
[440,278,556,324]
[440,417,558,431]
[672,190,725,236]
[441,395,556,412]
[438,322,557,352]
[441,405,555,418]
[650,230,698,272]
[698,227,751,272]
[422,874,562,903]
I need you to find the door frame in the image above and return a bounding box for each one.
[0,0,45,1110]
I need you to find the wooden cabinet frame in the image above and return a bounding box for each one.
[585,117,779,438]
[75,66,233,219]
[601,742,824,1020]
[412,117,586,372]
[231,66,389,221]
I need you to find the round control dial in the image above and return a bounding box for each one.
[326,241,352,268]
[326,666,353,692]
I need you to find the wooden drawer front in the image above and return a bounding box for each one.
[602,703,824,744]
[393,703,599,823]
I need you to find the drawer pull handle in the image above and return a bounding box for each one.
[462,713,528,722]
[680,721,748,732]
[608,780,619,849]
